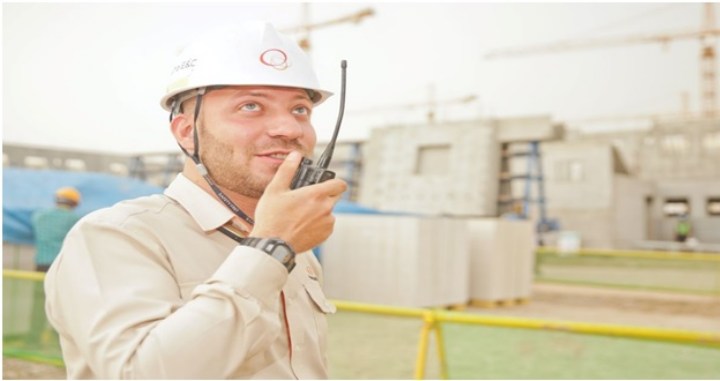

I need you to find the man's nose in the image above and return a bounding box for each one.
[267,112,304,139]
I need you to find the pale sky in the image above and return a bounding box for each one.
[2,2,711,154]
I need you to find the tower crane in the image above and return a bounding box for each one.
[281,6,375,52]
[350,90,479,124]
[485,3,720,117]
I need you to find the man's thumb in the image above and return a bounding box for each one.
[266,151,302,191]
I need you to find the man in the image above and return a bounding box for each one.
[29,186,81,345]
[675,214,691,243]
[32,186,82,272]
[45,22,347,379]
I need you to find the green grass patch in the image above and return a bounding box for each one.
[328,311,720,379]
[443,323,720,379]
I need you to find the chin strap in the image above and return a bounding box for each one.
[172,88,255,227]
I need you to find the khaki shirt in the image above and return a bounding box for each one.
[45,174,336,379]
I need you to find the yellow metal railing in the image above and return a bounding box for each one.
[333,300,720,379]
[3,269,46,281]
[537,246,720,262]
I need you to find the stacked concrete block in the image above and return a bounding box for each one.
[359,122,499,216]
[465,218,535,304]
[321,214,469,308]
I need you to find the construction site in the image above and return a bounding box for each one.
[3,3,720,380]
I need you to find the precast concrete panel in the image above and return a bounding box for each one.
[465,218,535,303]
[359,123,499,215]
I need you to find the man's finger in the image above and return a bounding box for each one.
[314,178,348,197]
[266,151,302,192]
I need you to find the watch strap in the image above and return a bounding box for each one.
[240,237,296,273]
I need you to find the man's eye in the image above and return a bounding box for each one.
[293,106,310,115]
[240,103,260,112]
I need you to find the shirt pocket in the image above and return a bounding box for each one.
[302,280,335,354]
[303,280,336,314]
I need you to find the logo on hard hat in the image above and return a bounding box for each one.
[171,58,197,75]
[260,49,290,71]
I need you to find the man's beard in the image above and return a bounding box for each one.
[197,127,265,198]
[198,126,305,199]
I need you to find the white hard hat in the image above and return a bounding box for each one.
[160,22,333,112]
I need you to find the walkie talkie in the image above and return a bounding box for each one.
[290,60,348,189]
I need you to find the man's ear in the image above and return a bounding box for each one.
[170,113,195,153]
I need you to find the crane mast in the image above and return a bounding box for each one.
[701,3,717,116]
[281,6,375,52]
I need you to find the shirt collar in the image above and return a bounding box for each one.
[164,173,236,232]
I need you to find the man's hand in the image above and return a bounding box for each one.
[251,151,347,253]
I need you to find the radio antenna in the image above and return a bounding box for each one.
[316,60,347,169]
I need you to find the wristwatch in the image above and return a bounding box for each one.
[241,237,296,273]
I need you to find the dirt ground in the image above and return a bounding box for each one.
[472,282,720,332]
[2,358,65,380]
[4,282,719,379]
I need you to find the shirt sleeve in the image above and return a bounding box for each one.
[45,216,289,379]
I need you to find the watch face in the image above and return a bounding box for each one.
[267,241,293,263]
[274,245,293,263]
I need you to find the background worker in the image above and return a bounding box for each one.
[28,186,81,345]
[44,22,347,379]
[31,186,82,272]
[675,213,692,243]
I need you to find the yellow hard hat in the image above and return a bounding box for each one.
[55,187,81,204]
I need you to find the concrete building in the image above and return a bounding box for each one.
[565,116,720,181]
[3,144,183,187]
[355,115,563,216]
[649,179,720,245]
[540,141,653,248]
[3,144,131,175]
[558,116,720,247]
[346,114,719,249]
